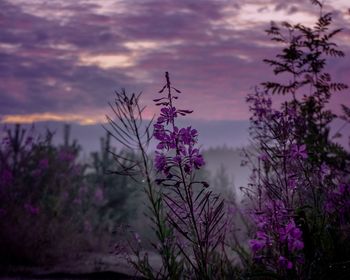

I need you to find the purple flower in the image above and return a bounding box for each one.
[153,124,166,141]
[158,107,177,124]
[153,73,205,185]
[153,95,204,176]
[193,154,205,169]
[190,148,205,167]
[249,239,266,252]
[249,231,269,252]
[254,214,268,229]
[279,220,304,252]
[153,124,178,150]
[181,148,205,174]
[291,239,304,251]
[278,256,293,269]
[155,152,167,173]
[320,163,331,179]
[290,144,308,160]
[179,126,198,146]
[173,155,182,164]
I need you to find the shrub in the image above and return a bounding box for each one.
[245,1,350,278]
[0,124,86,264]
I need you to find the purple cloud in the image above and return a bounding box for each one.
[0,0,349,124]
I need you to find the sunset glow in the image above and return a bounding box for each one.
[1,113,105,125]
[78,54,136,69]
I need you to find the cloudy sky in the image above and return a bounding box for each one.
[1,0,350,128]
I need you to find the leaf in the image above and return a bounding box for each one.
[342,105,350,120]
[329,83,348,92]
[153,97,167,102]
[310,0,322,7]
[325,28,343,40]
[177,109,193,115]
[325,48,345,57]
[172,87,181,93]
[262,81,298,95]
[158,85,166,93]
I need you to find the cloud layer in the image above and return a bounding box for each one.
[1,0,349,124]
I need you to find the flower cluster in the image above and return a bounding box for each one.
[249,200,304,270]
[279,220,304,253]
[244,8,350,278]
[153,72,204,176]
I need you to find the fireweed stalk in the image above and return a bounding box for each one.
[153,72,226,279]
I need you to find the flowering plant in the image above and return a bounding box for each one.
[153,72,226,279]
[108,73,227,279]
[245,1,350,278]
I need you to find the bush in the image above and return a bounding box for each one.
[0,124,87,264]
[0,124,141,265]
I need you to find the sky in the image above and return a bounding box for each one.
[0,0,350,129]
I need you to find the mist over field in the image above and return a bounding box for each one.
[11,120,252,193]
[15,120,250,153]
